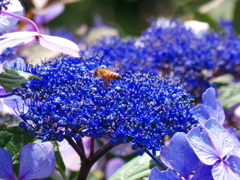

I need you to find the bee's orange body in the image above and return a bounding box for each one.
[93,68,122,86]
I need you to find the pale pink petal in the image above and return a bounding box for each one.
[59,137,106,172]
[0,31,39,54]
[39,34,80,57]
[0,0,24,33]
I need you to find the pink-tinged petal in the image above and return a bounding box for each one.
[204,119,234,158]
[59,137,105,172]
[192,163,214,180]
[187,126,219,165]
[148,167,182,180]
[0,0,24,33]
[212,161,239,180]
[39,34,80,57]
[0,148,15,180]
[110,143,136,156]
[227,155,240,177]
[0,31,39,54]
[34,3,65,24]
[105,157,125,179]
[18,142,56,180]
[58,139,81,171]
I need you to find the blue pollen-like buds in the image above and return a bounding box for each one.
[14,55,198,154]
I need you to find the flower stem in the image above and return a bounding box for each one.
[64,135,86,160]
[1,10,40,33]
[76,141,122,180]
[144,149,167,170]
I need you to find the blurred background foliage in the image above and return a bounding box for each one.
[20,0,240,36]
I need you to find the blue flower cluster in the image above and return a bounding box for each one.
[14,55,197,154]
[85,18,240,99]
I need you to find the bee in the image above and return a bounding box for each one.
[93,68,122,86]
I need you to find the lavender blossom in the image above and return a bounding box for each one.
[187,118,240,180]
[0,142,56,180]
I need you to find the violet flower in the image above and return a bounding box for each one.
[149,132,200,180]
[0,1,80,57]
[0,142,56,180]
[187,118,240,180]
[195,87,225,125]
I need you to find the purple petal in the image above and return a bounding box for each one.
[0,86,7,95]
[187,125,219,165]
[160,132,200,178]
[39,34,80,57]
[1,95,28,115]
[0,148,15,180]
[212,161,239,180]
[227,155,240,177]
[194,104,210,125]
[18,142,56,180]
[228,135,240,157]
[105,157,125,179]
[2,95,27,115]
[0,31,38,54]
[0,0,24,33]
[202,87,225,125]
[202,88,217,107]
[34,3,65,24]
[192,163,214,180]
[148,167,182,180]
[204,118,234,158]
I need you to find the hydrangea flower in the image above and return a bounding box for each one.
[149,132,200,180]
[149,88,240,180]
[195,87,225,126]
[14,55,198,155]
[0,142,56,180]
[187,118,240,180]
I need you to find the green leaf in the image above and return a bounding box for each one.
[108,153,160,180]
[233,0,240,34]
[218,85,240,109]
[0,124,35,156]
[53,142,68,180]
[0,67,41,93]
